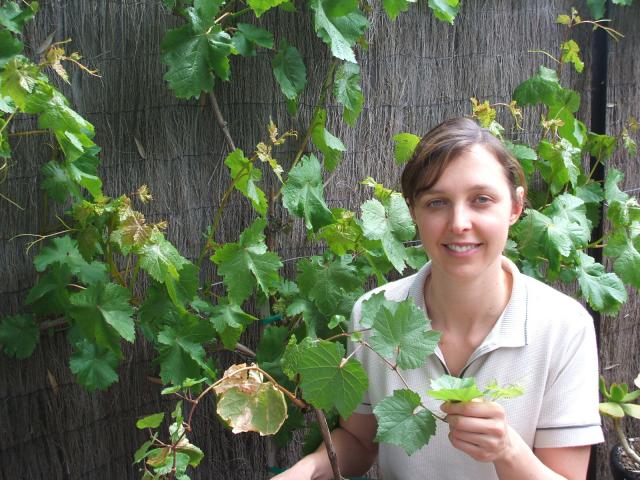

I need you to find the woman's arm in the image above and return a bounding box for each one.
[271,412,378,480]
[442,401,591,480]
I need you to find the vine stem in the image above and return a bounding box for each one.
[272,58,338,203]
[209,91,236,151]
[315,407,344,480]
[613,418,640,465]
[0,192,25,210]
[362,340,446,423]
[8,129,49,137]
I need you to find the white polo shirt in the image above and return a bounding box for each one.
[349,257,604,480]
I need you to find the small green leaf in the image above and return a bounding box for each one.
[133,438,155,463]
[232,23,274,56]
[177,442,204,467]
[224,149,267,215]
[310,0,368,63]
[136,413,165,429]
[333,62,363,126]
[139,232,190,284]
[0,29,23,67]
[297,255,361,316]
[294,340,368,418]
[504,141,536,177]
[361,194,416,273]
[157,322,215,386]
[272,42,307,102]
[310,108,346,172]
[427,0,460,24]
[576,252,627,314]
[282,154,335,231]
[393,133,420,165]
[604,229,640,288]
[33,235,108,285]
[587,0,605,19]
[428,375,484,402]
[0,314,39,359]
[369,299,440,370]
[382,0,415,20]
[69,339,119,391]
[621,403,640,420]
[374,389,436,455]
[0,1,38,34]
[247,0,289,17]
[211,218,282,304]
[560,40,584,73]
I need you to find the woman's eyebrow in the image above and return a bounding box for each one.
[417,184,501,196]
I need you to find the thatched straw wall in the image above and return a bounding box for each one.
[0,0,636,478]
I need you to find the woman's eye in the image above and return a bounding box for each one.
[475,195,492,205]
[426,199,446,208]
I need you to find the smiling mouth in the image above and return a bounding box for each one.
[444,244,481,253]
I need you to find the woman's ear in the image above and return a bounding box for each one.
[510,186,525,225]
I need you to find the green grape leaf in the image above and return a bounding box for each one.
[317,208,362,255]
[216,382,287,435]
[361,194,416,273]
[177,442,204,467]
[537,139,581,193]
[211,218,282,304]
[427,0,460,24]
[310,108,346,172]
[69,283,135,345]
[576,252,627,314]
[282,154,335,231]
[297,255,361,316]
[382,0,416,20]
[622,403,640,419]
[369,299,440,370]
[161,19,232,99]
[427,375,484,402]
[504,141,536,177]
[272,42,307,102]
[33,235,108,285]
[513,66,577,110]
[69,339,119,391]
[136,413,165,429]
[139,232,190,284]
[560,40,584,73]
[247,0,289,17]
[224,149,267,215]
[209,302,258,349]
[483,381,524,401]
[374,389,436,455]
[25,263,72,316]
[157,323,214,386]
[605,168,629,203]
[294,340,368,418]
[0,314,39,359]
[286,297,325,339]
[586,133,617,162]
[0,30,23,67]
[405,245,428,270]
[587,0,606,19]
[359,291,388,329]
[0,1,38,34]
[310,0,368,63]
[393,133,420,165]
[232,23,274,56]
[40,161,77,202]
[256,325,291,385]
[0,57,39,109]
[333,62,363,126]
[604,229,640,288]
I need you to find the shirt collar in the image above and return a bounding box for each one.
[407,256,528,348]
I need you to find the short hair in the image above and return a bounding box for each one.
[401,117,527,205]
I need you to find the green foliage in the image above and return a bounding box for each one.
[211,218,282,304]
[428,0,461,24]
[217,382,287,434]
[374,389,436,455]
[333,62,364,126]
[69,339,119,391]
[369,298,441,369]
[225,149,268,215]
[311,108,346,171]
[393,132,420,164]
[309,0,368,63]
[383,0,416,20]
[272,41,307,109]
[0,314,39,358]
[282,154,335,231]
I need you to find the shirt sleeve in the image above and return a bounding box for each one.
[534,308,604,448]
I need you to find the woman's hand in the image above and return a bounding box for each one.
[441,400,518,464]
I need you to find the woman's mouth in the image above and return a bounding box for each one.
[444,243,481,253]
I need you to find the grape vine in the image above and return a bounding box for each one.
[0,1,639,479]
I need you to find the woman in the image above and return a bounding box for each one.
[274,117,603,480]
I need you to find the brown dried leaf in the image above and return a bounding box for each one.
[213,363,263,396]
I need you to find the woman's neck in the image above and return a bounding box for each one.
[424,260,512,338]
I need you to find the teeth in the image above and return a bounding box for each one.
[446,244,478,252]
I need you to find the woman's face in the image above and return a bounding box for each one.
[410,145,523,282]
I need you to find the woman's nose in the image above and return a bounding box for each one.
[449,205,472,233]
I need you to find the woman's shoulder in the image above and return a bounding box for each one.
[520,273,593,329]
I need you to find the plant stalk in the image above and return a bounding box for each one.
[314,407,344,480]
[614,418,640,466]
[209,90,236,151]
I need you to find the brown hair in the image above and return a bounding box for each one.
[401,117,527,205]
